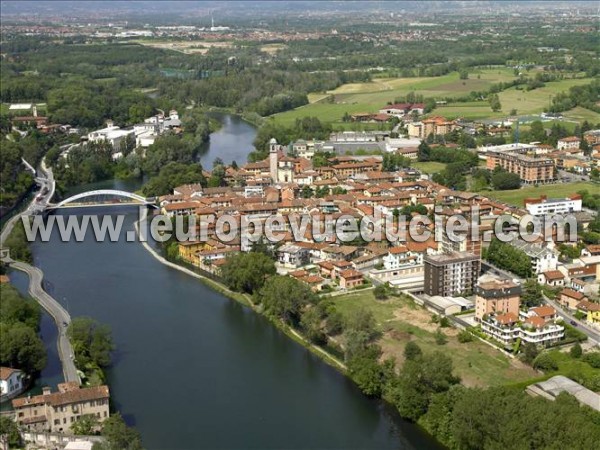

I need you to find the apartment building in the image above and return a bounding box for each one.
[557,136,581,151]
[12,382,110,433]
[481,309,564,348]
[486,151,556,184]
[475,279,521,321]
[407,116,458,139]
[423,251,480,297]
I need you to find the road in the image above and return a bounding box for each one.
[544,295,600,345]
[0,159,80,384]
[9,260,79,383]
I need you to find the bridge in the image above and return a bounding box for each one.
[46,189,157,210]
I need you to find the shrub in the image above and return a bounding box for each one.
[533,352,558,371]
[457,330,473,343]
[435,328,448,345]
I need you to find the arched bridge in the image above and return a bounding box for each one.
[48,189,157,209]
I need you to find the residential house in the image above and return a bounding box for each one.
[558,288,586,310]
[0,367,25,402]
[557,136,581,151]
[475,279,521,321]
[538,270,565,288]
[339,269,364,289]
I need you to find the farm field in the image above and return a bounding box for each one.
[477,181,598,206]
[272,70,597,127]
[134,39,233,54]
[331,291,538,387]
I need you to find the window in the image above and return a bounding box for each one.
[54,419,60,425]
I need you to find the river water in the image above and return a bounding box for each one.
[9,115,442,449]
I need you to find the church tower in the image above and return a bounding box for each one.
[269,138,279,182]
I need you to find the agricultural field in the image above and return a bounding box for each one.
[134,39,233,54]
[497,77,597,116]
[477,181,598,207]
[331,290,538,387]
[272,69,598,128]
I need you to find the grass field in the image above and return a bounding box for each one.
[477,181,598,207]
[272,70,597,127]
[498,78,596,116]
[412,161,447,174]
[331,291,538,387]
[272,68,518,126]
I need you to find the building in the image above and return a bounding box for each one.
[524,194,582,216]
[538,270,565,287]
[407,116,458,139]
[486,151,555,184]
[423,252,480,297]
[480,308,564,347]
[511,241,558,275]
[583,129,600,146]
[557,136,581,151]
[378,103,425,118]
[338,269,364,289]
[12,382,110,433]
[278,244,310,268]
[558,288,586,310]
[527,376,600,412]
[475,279,521,321]
[0,367,25,402]
[86,124,135,153]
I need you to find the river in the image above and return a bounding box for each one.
[9,115,442,449]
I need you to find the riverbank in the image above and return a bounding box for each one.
[134,215,346,371]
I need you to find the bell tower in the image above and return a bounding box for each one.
[269,138,278,182]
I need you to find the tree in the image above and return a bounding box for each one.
[373,284,388,300]
[491,168,521,190]
[417,141,431,161]
[72,414,99,435]
[533,352,558,371]
[521,342,539,365]
[570,342,583,359]
[0,416,21,448]
[489,94,502,112]
[347,346,389,397]
[68,317,114,368]
[95,413,143,450]
[435,328,448,345]
[0,323,47,373]
[257,276,316,323]
[404,341,422,361]
[300,307,326,344]
[220,252,276,294]
[343,308,379,360]
[458,69,469,80]
[486,238,533,278]
[521,279,543,308]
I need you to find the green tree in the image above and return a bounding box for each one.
[220,252,276,294]
[72,414,99,435]
[521,279,543,308]
[0,416,21,448]
[95,413,143,450]
[68,317,114,368]
[347,346,390,397]
[570,342,583,359]
[257,276,316,323]
[404,341,423,361]
[373,284,388,300]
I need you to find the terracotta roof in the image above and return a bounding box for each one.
[561,288,585,300]
[0,366,21,380]
[542,270,565,280]
[524,316,546,329]
[13,385,109,409]
[531,306,556,318]
[576,300,600,312]
[339,269,363,279]
[496,312,518,325]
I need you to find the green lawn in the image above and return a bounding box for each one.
[412,161,447,174]
[331,291,538,387]
[542,349,600,391]
[563,106,600,124]
[477,181,598,207]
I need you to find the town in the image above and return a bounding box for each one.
[1,2,599,450]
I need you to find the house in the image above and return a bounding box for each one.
[511,241,558,275]
[339,269,364,289]
[12,382,110,433]
[558,288,586,310]
[378,103,425,118]
[529,305,558,321]
[538,270,565,287]
[557,136,581,151]
[0,367,25,402]
[481,309,564,347]
[278,244,310,268]
[382,245,420,270]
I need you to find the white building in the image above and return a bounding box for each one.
[557,136,581,151]
[512,240,559,275]
[524,195,582,216]
[87,123,135,153]
[0,367,25,402]
[382,245,422,270]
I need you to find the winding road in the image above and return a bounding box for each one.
[1,158,80,384]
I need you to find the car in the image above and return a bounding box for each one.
[570,320,577,327]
